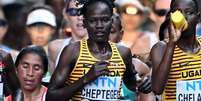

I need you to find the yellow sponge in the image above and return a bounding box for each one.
[170,10,188,30]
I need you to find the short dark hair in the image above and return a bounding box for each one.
[79,0,114,18]
[15,45,48,75]
[170,0,199,12]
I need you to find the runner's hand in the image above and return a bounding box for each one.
[84,61,110,83]
[138,76,152,94]
[168,22,183,43]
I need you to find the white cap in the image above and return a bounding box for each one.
[26,9,56,27]
[115,0,144,11]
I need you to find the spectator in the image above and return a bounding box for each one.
[25,4,56,53]
[149,0,171,38]
[116,0,158,67]
[0,6,19,61]
[48,0,87,74]
[2,3,28,51]
[109,13,152,101]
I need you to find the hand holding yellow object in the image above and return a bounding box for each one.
[170,10,188,30]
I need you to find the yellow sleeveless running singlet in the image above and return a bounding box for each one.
[162,37,201,101]
[68,40,126,101]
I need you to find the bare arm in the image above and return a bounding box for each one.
[46,42,86,101]
[118,46,137,91]
[132,58,150,77]
[48,39,64,75]
[151,41,175,95]
[151,22,182,94]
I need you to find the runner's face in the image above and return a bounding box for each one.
[16,53,44,91]
[83,1,112,43]
[171,0,199,35]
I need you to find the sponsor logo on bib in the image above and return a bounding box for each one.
[82,76,121,100]
[176,79,201,101]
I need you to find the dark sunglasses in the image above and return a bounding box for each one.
[66,8,81,16]
[154,9,169,16]
[0,20,7,27]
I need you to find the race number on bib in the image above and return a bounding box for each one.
[176,79,201,101]
[81,76,121,101]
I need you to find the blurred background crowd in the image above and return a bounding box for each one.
[0,0,172,53]
[0,0,200,57]
[0,0,201,100]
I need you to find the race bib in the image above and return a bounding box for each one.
[176,79,201,101]
[81,76,121,101]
